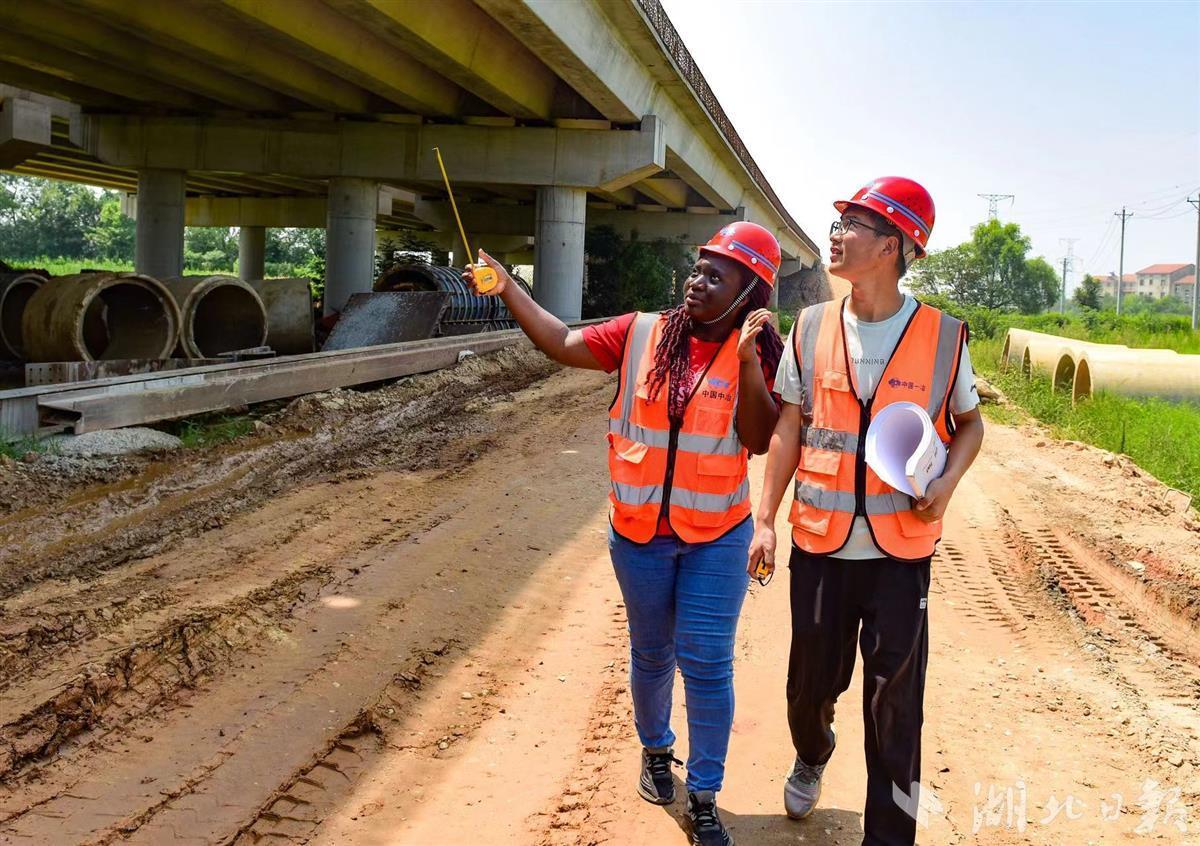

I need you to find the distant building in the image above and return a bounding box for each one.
[1173,273,1196,301]
[1133,263,1194,299]
[1097,273,1136,298]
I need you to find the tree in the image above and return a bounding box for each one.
[1073,274,1102,310]
[87,197,135,261]
[906,243,983,302]
[0,175,104,259]
[582,226,691,318]
[908,219,1059,313]
[184,227,237,271]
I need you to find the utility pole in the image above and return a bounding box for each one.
[978,193,1015,220]
[1059,237,1079,313]
[1189,197,1199,331]
[1114,207,1133,315]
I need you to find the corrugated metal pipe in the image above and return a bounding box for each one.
[374,264,528,333]
[22,273,181,362]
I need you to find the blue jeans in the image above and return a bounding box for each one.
[608,517,752,793]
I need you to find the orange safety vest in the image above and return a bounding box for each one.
[608,312,750,543]
[788,298,966,562]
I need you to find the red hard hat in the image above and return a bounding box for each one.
[699,220,781,287]
[834,176,935,258]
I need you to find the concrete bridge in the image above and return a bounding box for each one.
[0,0,818,319]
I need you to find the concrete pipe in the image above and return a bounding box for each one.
[22,272,181,362]
[162,275,268,358]
[1007,328,1128,377]
[246,278,316,355]
[1073,348,1197,404]
[1001,328,1058,370]
[0,272,46,360]
[1021,340,1075,381]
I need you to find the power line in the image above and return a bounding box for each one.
[1084,216,1118,270]
[1015,180,1200,218]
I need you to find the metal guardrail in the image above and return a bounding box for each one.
[633,0,820,258]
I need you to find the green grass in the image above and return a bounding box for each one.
[0,431,59,459]
[4,257,135,276]
[973,337,1200,501]
[160,413,256,449]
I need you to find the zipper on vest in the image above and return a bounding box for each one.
[855,398,873,517]
[659,423,682,526]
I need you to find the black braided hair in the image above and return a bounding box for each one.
[646,275,783,424]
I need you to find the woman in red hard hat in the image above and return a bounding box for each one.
[749,177,985,845]
[468,220,783,846]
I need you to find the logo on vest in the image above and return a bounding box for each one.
[701,376,734,403]
[888,377,928,392]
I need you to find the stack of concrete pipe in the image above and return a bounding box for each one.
[0,272,46,360]
[22,272,181,362]
[162,275,269,358]
[1002,327,1200,404]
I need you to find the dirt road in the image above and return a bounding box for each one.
[1,350,1197,844]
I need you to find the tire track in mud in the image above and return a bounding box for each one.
[1001,512,1200,756]
[226,641,457,846]
[533,601,633,846]
[0,361,615,844]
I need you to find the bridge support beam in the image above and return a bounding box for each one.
[534,186,586,322]
[324,177,377,315]
[135,167,185,278]
[238,226,266,282]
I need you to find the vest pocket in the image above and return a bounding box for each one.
[820,370,851,393]
[894,507,941,538]
[692,407,734,441]
[800,447,841,477]
[615,439,649,464]
[795,504,832,536]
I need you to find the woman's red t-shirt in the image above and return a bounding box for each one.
[582,312,779,537]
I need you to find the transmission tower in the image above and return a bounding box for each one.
[978,193,1015,220]
[1059,237,1079,313]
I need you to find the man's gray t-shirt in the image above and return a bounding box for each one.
[774,295,978,560]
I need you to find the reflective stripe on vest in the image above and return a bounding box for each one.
[788,298,965,562]
[608,312,749,543]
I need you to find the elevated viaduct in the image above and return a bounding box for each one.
[0,0,818,319]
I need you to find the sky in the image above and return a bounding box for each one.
[660,0,1200,293]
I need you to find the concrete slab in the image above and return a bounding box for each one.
[321,292,449,351]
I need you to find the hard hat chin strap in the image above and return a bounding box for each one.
[699,279,757,325]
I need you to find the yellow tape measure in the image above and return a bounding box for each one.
[432,146,499,294]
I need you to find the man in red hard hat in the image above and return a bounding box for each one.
[749,177,985,844]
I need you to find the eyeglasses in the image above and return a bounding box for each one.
[830,218,897,239]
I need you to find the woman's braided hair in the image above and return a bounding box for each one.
[645,273,783,424]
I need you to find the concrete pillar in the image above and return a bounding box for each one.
[324,177,377,315]
[135,168,185,278]
[533,186,586,321]
[238,226,266,282]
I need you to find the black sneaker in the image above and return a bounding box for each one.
[685,790,734,846]
[638,746,682,804]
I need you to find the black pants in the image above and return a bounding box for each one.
[786,545,931,846]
